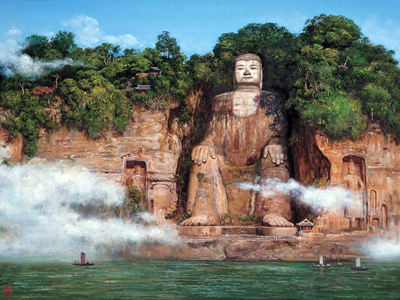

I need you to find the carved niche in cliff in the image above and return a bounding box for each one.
[123,157,178,222]
[341,155,367,229]
[369,189,389,230]
[125,159,147,194]
[147,174,178,222]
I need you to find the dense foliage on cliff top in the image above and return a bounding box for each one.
[206,15,400,141]
[0,14,400,156]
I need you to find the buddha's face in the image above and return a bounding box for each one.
[348,159,356,175]
[234,59,262,88]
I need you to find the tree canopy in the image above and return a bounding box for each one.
[289,14,400,140]
[1,14,400,158]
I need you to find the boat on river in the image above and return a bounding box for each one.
[334,258,344,267]
[312,255,331,268]
[350,257,368,271]
[72,252,94,266]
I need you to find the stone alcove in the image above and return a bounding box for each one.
[341,155,367,229]
[124,159,147,194]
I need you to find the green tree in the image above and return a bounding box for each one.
[0,90,56,157]
[95,43,121,66]
[59,70,131,138]
[101,52,152,88]
[155,31,181,59]
[289,14,400,140]
[22,35,50,59]
[50,31,77,58]
[71,47,104,70]
[301,14,362,50]
[186,53,214,84]
[123,48,138,56]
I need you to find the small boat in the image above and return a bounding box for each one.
[334,258,344,267]
[312,255,331,268]
[72,252,94,266]
[350,257,368,271]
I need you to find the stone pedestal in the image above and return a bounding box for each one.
[178,226,222,237]
[257,226,298,236]
[222,226,257,235]
[178,226,298,238]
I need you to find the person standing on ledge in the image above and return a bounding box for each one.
[181,53,293,227]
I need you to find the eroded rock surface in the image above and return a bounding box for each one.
[33,105,183,222]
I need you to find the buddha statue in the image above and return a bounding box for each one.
[181,53,293,227]
[342,158,365,228]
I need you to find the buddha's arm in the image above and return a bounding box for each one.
[358,177,364,189]
[191,119,217,166]
[261,93,287,166]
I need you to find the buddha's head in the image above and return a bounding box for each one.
[348,158,356,175]
[233,53,263,90]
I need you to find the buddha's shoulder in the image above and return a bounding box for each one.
[213,91,233,102]
[259,90,280,101]
[212,92,233,112]
[258,90,282,107]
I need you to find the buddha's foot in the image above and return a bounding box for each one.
[181,213,219,226]
[263,214,294,227]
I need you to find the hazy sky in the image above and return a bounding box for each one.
[1,0,400,59]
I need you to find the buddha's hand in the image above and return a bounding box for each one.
[263,144,285,165]
[191,145,216,165]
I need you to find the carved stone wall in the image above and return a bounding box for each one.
[33,105,182,222]
[314,125,400,232]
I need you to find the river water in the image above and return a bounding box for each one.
[0,260,399,299]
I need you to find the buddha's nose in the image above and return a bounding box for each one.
[244,67,251,75]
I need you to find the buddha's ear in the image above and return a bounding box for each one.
[233,72,237,89]
[259,68,263,89]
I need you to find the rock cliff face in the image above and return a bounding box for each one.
[31,105,184,222]
[290,122,331,186]
[291,121,400,234]
[0,128,24,162]
[290,121,331,222]
[314,125,400,233]
[2,90,400,239]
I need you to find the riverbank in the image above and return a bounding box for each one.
[110,228,378,262]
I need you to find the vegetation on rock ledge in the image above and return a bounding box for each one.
[1,15,400,156]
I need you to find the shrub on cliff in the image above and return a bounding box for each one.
[0,90,56,157]
[59,70,131,139]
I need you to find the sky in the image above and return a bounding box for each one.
[0,0,400,59]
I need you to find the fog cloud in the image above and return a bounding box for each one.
[362,236,400,260]
[237,178,357,212]
[0,28,83,78]
[0,162,181,261]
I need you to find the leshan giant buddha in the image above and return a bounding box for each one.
[182,53,293,227]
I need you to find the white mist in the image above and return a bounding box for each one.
[237,178,357,212]
[0,162,181,261]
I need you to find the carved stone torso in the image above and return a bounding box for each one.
[232,90,259,117]
[206,90,285,166]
